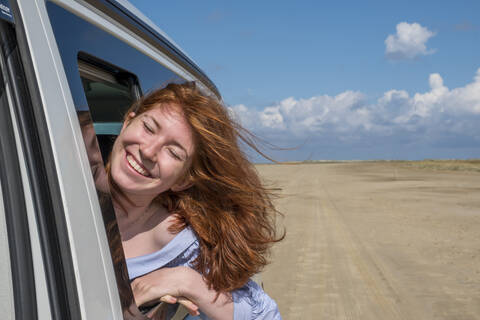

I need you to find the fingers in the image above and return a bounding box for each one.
[158,295,200,317]
[159,294,177,304]
[177,297,200,316]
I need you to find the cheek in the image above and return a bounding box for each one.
[159,155,188,180]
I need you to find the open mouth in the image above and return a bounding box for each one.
[126,153,150,177]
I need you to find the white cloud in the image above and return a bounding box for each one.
[229,68,480,153]
[385,22,436,60]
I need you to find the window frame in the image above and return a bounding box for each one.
[9,0,131,318]
[0,5,81,318]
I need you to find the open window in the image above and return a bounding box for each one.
[44,3,190,316]
[76,55,187,319]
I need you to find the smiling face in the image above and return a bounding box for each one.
[110,104,195,203]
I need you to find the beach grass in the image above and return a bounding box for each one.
[394,159,480,172]
[259,159,480,173]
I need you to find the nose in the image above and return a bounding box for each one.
[139,139,159,164]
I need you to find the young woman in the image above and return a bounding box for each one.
[108,82,284,319]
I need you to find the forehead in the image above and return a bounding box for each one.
[143,103,185,123]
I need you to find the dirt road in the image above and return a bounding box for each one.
[257,162,480,320]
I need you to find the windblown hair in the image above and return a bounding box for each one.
[120,81,284,293]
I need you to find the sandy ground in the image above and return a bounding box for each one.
[257,162,480,320]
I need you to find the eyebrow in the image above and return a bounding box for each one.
[144,114,189,158]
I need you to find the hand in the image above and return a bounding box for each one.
[131,267,200,316]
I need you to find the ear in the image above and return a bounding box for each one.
[121,112,136,131]
[171,178,194,192]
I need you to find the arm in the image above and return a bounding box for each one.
[132,266,233,320]
[181,267,234,320]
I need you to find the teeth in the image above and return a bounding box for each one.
[126,154,149,176]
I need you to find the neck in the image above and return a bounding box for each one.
[113,198,171,239]
[112,190,156,224]
[112,186,155,210]
[110,188,173,239]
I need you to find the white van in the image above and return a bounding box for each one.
[0,1,219,319]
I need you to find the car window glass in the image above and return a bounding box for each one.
[80,62,133,123]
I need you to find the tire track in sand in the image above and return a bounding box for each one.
[314,180,407,319]
[277,166,408,319]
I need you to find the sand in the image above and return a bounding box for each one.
[257,162,480,320]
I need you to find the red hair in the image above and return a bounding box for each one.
[121,82,284,293]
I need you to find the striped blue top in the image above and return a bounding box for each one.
[126,227,281,320]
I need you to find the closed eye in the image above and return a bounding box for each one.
[168,147,183,161]
[143,121,154,133]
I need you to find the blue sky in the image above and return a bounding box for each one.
[130,0,480,161]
